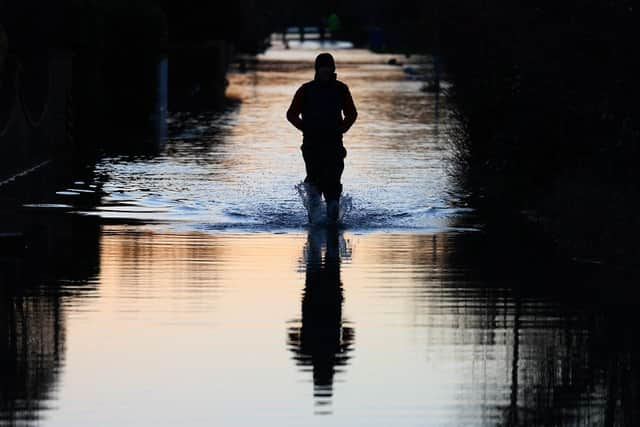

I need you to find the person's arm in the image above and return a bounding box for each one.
[286,87,304,131]
[341,86,358,133]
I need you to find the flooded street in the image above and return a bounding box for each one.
[87,45,467,231]
[2,43,637,426]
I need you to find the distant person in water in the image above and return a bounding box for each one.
[286,53,358,222]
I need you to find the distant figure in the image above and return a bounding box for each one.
[281,24,289,49]
[287,53,358,222]
[318,18,326,44]
[327,13,341,41]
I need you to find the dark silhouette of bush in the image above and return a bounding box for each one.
[435,0,638,263]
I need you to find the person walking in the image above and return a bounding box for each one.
[287,53,358,222]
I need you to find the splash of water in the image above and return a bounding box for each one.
[338,193,353,222]
[295,182,353,225]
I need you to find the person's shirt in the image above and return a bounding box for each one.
[287,76,357,138]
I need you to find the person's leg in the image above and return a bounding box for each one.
[302,146,323,221]
[322,156,344,222]
[321,151,344,200]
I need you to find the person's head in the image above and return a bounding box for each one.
[314,52,336,81]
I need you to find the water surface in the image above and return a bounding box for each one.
[79,44,469,231]
[2,42,637,427]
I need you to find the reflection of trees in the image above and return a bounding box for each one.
[489,300,640,427]
[454,233,640,426]
[287,228,354,411]
[371,230,640,426]
[0,292,63,426]
[0,216,100,426]
[444,231,640,427]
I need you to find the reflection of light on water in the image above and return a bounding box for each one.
[57,44,471,232]
[3,36,633,427]
[13,226,626,426]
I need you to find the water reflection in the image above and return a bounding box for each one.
[1,225,638,425]
[414,230,640,426]
[81,46,467,231]
[288,227,354,413]
[0,291,63,427]
[0,215,100,426]
[4,41,640,426]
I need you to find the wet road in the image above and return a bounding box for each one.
[81,44,468,231]
[1,42,638,426]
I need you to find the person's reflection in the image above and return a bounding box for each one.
[288,227,354,411]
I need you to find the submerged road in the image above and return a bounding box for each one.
[81,43,469,231]
[1,42,635,426]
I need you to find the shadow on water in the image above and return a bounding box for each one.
[0,213,100,426]
[288,227,354,414]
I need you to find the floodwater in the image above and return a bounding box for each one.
[2,42,638,426]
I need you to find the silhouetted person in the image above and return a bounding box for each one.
[281,24,289,49]
[327,13,341,41]
[318,18,326,44]
[287,228,354,410]
[287,53,357,222]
